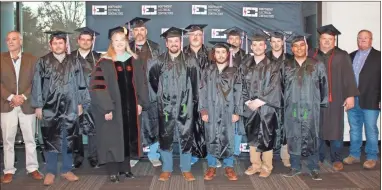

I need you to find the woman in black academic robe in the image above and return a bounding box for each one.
[89,26,140,182]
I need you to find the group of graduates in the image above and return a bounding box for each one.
[28,16,360,185]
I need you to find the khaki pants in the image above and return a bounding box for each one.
[249,146,273,172]
[280,144,290,161]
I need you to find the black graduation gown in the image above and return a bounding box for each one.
[72,49,101,136]
[130,40,161,146]
[183,45,211,158]
[90,57,141,164]
[199,64,242,158]
[309,47,359,140]
[283,57,329,156]
[233,48,246,66]
[147,52,199,153]
[266,51,293,150]
[239,55,282,152]
[31,52,90,153]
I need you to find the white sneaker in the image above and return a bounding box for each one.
[130,160,139,167]
[216,160,222,168]
[150,159,162,167]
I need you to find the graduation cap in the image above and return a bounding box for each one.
[185,24,208,43]
[286,31,311,55]
[74,27,100,51]
[250,29,270,42]
[209,41,236,67]
[267,30,288,53]
[127,17,150,29]
[108,26,128,40]
[317,24,341,45]
[44,30,72,54]
[222,26,249,54]
[160,27,188,51]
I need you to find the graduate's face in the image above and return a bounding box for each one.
[77,34,93,51]
[50,38,66,54]
[251,40,267,56]
[166,37,181,54]
[357,31,372,50]
[214,47,229,64]
[111,33,128,52]
[133,27,147,42]
[319,33,335,49]
[291,40,307,58]
[189,30,203,48]
[6,32,22,52]
[270,37,283,52]
[228,35,241,48]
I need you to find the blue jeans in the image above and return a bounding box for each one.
[347,98,380,160]
[147,142,160,160]
[206,154,234,168]
[319,139,343,163]
[160,145,192,172]
[290,153,319,171]
[45,130,73,175]
[234,122,242,156]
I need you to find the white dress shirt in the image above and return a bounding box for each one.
[7,51,26,102]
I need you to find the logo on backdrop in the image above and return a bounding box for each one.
[142,5,157,15]
[92,5,123,16]
[243,7,275,18]
[192,5,207,15]
[243,7,258,17]
[92,5,108,15]
[211,29,226,39]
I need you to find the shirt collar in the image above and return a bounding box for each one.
[10,51,22,59]
[359,47,372,54]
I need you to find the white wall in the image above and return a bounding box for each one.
[322,2,381,141]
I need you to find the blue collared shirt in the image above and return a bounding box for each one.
[353,48,371,86]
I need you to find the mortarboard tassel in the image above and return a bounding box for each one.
[229,48,233,67]
[66,34,71,54]
[245,34,248,54]
[202,30,204,44]
[128,22,131,40]
[283,35,286,54]
[92,32,96,51]
[241,31,244,49]
[181,31,184,51]
[304,36,308,56]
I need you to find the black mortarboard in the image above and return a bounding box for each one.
[185,24,208,32]
[209,41,236,67]
[317,24,341,45]
[317,24,341,36]
[44,30,72,54]
[108,26,128,39]
[285,32,311,44]
[44,30,72,40]
[250,29,270,42]
[160,27,187,39]
[223,26,249,54]
[267,30,288,52]
[160,27,188,51]
[127,17,150,29]
[74,27,100,36]
[222,26,246,37]
[286,31,311,55]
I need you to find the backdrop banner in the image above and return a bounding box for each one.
[86,2,304,54]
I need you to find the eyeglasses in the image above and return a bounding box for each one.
[189,33,203,37]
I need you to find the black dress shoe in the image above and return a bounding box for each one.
[89,159,99,168]
[73,161,82,169]
[119,172,135,178]
[109,175,120,183]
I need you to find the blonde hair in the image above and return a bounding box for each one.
[102,31,135,61]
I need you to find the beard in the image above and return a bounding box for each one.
[169,46,180,54]
[215,57,228,64]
